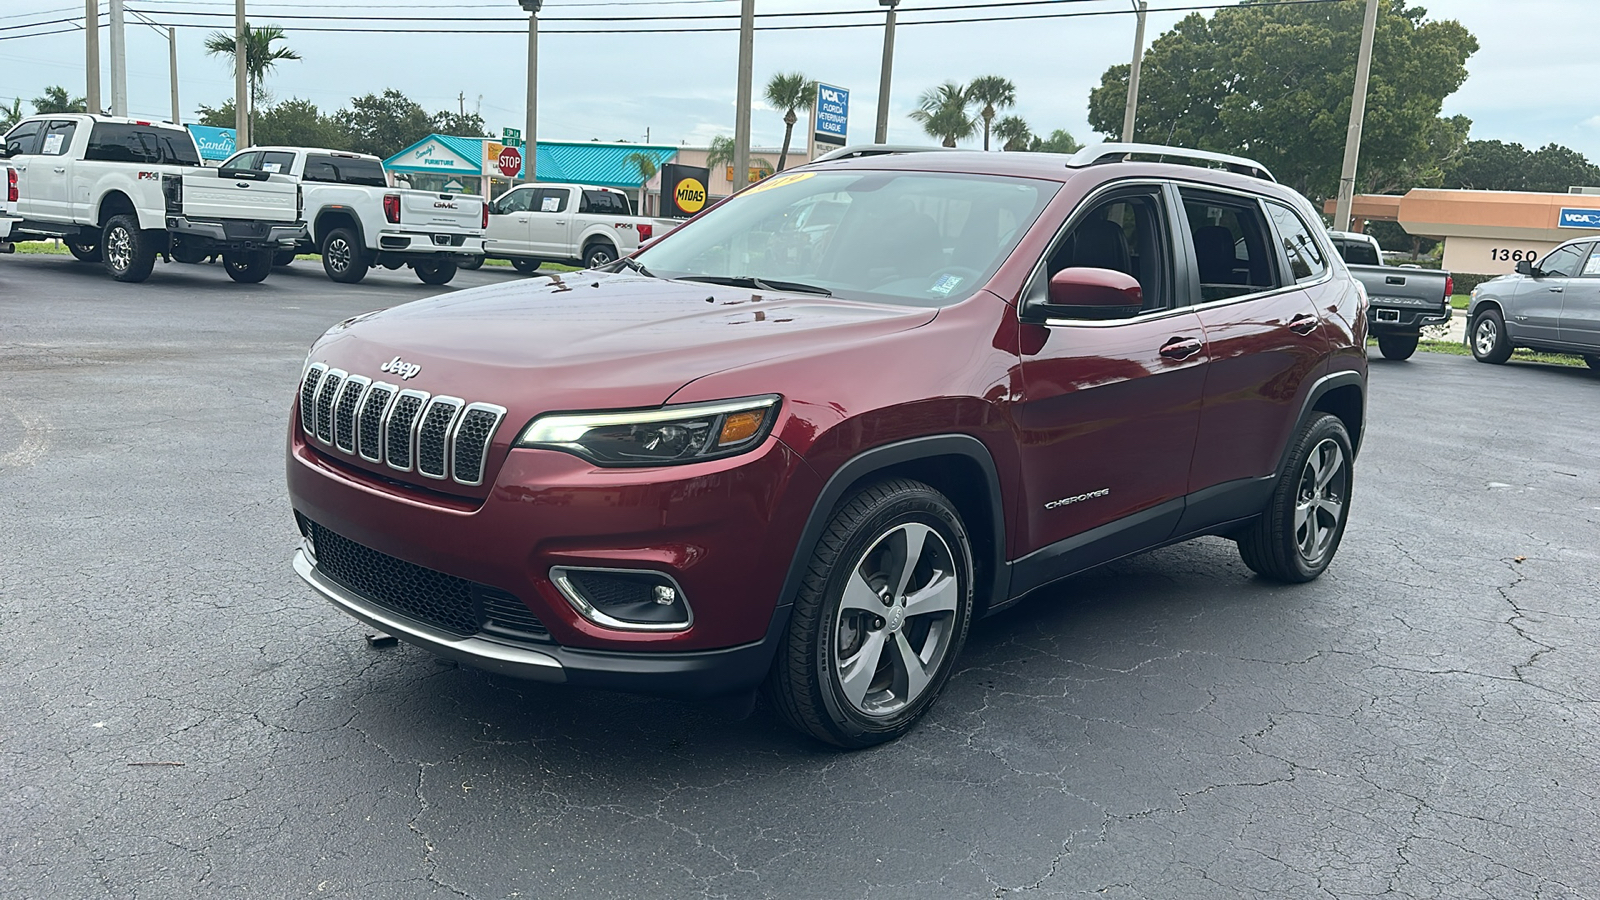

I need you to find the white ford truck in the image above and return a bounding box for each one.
[222,146,486,286]
[0,114,302,283]
[1,164,18,254]
[478,182,680,273]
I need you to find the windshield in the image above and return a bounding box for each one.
[637,170,1057,306]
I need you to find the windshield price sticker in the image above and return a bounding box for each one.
[739,172,816,198]
[929,274,963,296]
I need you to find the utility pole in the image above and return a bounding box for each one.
[234,0,249,147]
[109,0,126,116]
[168,27,180,123]
[85,0,101,113]
[1334,0,1381,231]
[519,0,541,182]
[874,0,899,144]
[1120,1,1147,143]
[458,92,465,116]
[732,0,755,190]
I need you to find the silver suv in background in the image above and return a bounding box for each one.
[1468,237,1600,369]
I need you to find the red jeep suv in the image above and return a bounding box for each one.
[287,144,1367,747]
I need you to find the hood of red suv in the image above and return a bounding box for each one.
[309,272,938,413]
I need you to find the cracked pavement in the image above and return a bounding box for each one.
[2,254,1598,898]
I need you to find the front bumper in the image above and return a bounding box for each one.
[1367,305,1450,332]
[167,215,303,250]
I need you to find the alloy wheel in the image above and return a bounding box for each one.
[327,238,352,273]
[1294,438,1347,565]
[1474,318,1499,357]
[832,521,960,717]
[106,227,132,272]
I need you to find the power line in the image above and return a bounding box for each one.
[127,0,1148,22]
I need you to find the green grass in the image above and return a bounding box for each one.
[1371,337,1589,368]
[1450,294,1469,310]
[13,240,70,255]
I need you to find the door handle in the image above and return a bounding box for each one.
[53,167,66,174]
[1548,286,1564,293]
[1159,337,1202,360]
[1288,313,1320,335]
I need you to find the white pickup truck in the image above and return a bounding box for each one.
[222,146,486,286]
[0,114,302,283]
[478,182,680,272]
[1,164,17,254]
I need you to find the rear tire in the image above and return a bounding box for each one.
[1376,333,1418,361]
[320,228,367,284]
[413,258,458,286]
[1471,309,1513,364]
[273,249,297,266]
[511,258,540,274]
[101,215,157,283]
[1237,413,1354,583]
[764,478,974,749]
[582,243,616,269]
[66,238,102,262]
[223,248,273,283]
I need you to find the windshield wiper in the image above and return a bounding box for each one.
[677,275,832,296]
[611,256,656,278]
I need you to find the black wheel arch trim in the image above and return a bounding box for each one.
[314,205,365,248]
[1279,369,1366,475]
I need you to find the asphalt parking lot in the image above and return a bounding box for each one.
[3,251,1598,899]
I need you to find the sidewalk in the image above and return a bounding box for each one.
[1422,307,1467,344]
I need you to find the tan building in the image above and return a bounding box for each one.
[1325,189,1600,275]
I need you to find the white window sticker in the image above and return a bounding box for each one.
[262,162,281,173]
[540,196,560,212]
[1584,254,1600,277]
[42,133,64,154]
[928,274,963,296]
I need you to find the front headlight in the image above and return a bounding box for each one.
[515,395,780,466]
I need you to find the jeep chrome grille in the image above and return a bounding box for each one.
[300,365,506,488]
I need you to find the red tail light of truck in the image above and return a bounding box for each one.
[482,201,489,230]
[383,193,401,224]
[7,168,16,204]
[1444,274,1454,300]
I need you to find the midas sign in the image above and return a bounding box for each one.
[674,177,707,214]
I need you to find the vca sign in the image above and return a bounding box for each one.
[1558,208,1600,229]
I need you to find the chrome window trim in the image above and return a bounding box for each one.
[332,374,370,454]
[415,396,464,480]
[299,362,328,435]
[448,402,507,487]
[548,566,694,633]
[384,388,430,473]
[356,381,398,464]
[312,368,347,446]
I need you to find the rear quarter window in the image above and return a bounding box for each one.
[580,190,630,215]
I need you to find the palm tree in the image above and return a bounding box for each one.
[707,135,736,173]
[623,150,658,215]
[31,85,88,115]
[908,82,975,148]
[965,75,1016,151]
[763,72,814,172]
[204,24,301,107]
[993,115,1032,152]
[1,98,23,131]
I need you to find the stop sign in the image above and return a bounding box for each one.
[497,146,523,179]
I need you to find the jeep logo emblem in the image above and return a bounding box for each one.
[380,356,422,380]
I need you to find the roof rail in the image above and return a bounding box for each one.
[810,144,949,163]
[1065,143,1276,183]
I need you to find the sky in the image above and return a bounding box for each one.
[2,0,1598,160]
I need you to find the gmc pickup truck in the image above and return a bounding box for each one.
[1327,230,1452,360]
[1,114,302,283]
[479,182,680,272]
[221,146,486,286]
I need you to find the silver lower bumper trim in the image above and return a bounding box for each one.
[293,549,566,682]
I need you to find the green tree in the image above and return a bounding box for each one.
[762,72,814,172]
[259,99,346,148]
[1085,0,1478,200]
[707,134,736,171]
[908,82,975,148]
[623,150,659,215]
[31,85,88,114]
[1,98,22,131]
[1363,113,1471,194]
[338,89,432,158]
[993,115,1032,151]
[1525,143,1600,192]
[204,24,301,107]
[1448,140,1600,192]
[429,109,492,138]
[1029,129,1083,154]
[966,75,1016,151]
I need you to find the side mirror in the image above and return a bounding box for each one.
[1514,259,1534,276]
[1027,267,1143,321]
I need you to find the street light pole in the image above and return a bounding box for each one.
[732,0,755,191]
[875,0,899,145]
[109,0,126,116]
[1334,0,1381,232]
[1120,0,1147,143]
[234,0,248,146]
[519,0,541,183]
[85,0,101,113]
[168,27,180,124]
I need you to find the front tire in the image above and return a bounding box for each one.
[764,478,974,748]
[1376,333,1418,361]
[1471,309,1513,364]
[66,238,102,262]
[582,243,616,269]
[511,258,540,274]
[413,258,458,286]
[320,228,368,284]
[222,249,273,283]
[1237,413,1354,583]
[101,215,157,283]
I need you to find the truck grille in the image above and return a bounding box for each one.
[301,363,506,488]
[306,519,549,642]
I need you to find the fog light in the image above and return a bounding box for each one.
[653,585,677,605]
[550,567,693,632]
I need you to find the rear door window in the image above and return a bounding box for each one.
[258,150,297,174]
[41,120,78,156]
[1178,189,1283,301]
[85,123,200,165]
[536,188,570,213]
[1264,201,1329,283]
[4,121,46,157]
[1332,238,1380,266]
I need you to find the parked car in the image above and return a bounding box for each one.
[1,115,301,283]
[1467,236,1600,369]
[287,143,1368,747]
[1328,230,1452,360]
[1,163,17,253]
[479,182,681,272]
[219,146,486,286]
